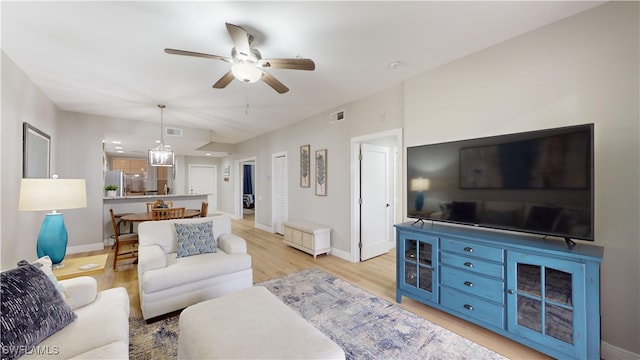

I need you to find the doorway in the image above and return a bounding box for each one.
[238,157,257,227]
[350,128,402,262]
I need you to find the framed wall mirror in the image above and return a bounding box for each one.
[23,122,51,178]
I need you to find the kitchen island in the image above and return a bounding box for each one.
[103,193,210,244]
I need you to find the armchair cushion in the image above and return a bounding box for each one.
[218,234,247,254]
[1,263,76,359]
[60,276,98,311]
[31,255,66,296]
[175,221,217,258]
[141,251,251,294]
[138,244,167,274]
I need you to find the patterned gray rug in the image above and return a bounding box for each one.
[129,268,507,359]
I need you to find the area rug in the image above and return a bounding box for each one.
[129,268,507,359]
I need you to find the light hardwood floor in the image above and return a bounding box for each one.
[73,214,549,359]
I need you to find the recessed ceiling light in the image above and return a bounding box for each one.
[114,146,123,149]
[205,153,212,156]
[388,61,402,70]
[116,150,124,153]
[112,140,122,144]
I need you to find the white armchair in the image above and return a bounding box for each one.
[21,276,130,359]
[137,215,253,320]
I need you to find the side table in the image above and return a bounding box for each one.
[53,254,109,280]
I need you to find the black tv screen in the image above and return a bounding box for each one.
[407,124,594,241]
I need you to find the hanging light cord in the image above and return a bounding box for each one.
[158,104,166,146]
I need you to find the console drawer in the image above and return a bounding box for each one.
[440,238,503,262]
[441,266,504,304]
[441,287,504,329]
[441,252,504,279]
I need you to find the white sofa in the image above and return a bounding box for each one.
[23,276,130,359]
[137,215,253,320]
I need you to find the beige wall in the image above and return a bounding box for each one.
[1,1,637,356]
[224,84,405,256]
[2,52,62,263]
[405,2,638,355]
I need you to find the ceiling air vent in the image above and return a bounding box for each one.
[330,110,345,124]
[165,127,183,137]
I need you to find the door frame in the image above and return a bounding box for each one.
[350,128,402,263]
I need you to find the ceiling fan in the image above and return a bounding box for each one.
[165,23,315,94]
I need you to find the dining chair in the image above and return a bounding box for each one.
[146,200,174,212]
[152,207,185,220]
[200,202,208,217]
[109,208,138,270]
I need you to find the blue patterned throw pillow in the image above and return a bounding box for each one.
[174,221,217,258]
[1,262,77,360]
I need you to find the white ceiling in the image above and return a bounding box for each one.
[1,1,604,157]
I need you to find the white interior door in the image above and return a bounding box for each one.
[188,164,216,212]
[272,153,287,234]
[360,144,390,260]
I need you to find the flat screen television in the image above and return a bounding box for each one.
[407,124,594,244]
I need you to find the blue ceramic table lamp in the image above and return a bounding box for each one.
[410,177,430,212]
[18,176,87,265]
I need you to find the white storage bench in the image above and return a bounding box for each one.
[283,220,331,258]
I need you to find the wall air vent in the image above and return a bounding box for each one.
[329,110,345,124]
[165,127,183,137]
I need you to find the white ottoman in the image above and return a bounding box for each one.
[178,286,345,359]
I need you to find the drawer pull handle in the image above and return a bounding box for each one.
[463,304,474,311]
[464,262,474,268]
[463,247,474,253]
[464,281,474,287]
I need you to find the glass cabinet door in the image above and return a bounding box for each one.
[506,251,586,358]
[399,232,438,302]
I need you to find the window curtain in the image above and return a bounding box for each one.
[243,164,253,194]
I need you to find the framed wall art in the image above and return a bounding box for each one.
[23,122,51,178]
[300,144,310,187]
[315,149,327,196]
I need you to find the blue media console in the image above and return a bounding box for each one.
[395,222,603,360]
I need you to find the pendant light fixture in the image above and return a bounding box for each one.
[148,104,175,167]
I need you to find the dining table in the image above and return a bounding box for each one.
[120,209,201,222]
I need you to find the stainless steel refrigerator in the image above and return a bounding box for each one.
[105,170,125,196]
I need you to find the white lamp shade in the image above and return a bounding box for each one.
[19,178,87,211]
[410,178,430,192]
[231,63,263,83]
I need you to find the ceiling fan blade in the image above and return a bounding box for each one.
[225,23,252,58]
[261,72,289,94]
[165,48,231,63]
[259,58,316,71]
[213,71,235,89]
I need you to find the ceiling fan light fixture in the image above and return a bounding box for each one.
[231,63,262,83]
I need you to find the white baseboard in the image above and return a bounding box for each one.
[602,341,639,360]
[67,243,104,255]
[329,247,353,262]
[254,223,272,233]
